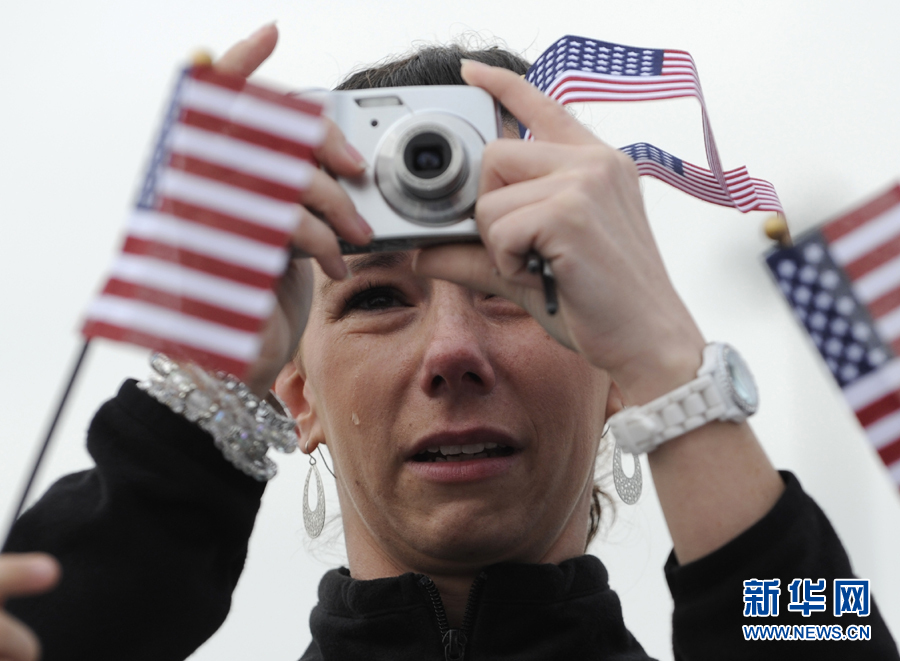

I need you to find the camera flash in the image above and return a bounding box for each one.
[356,96,403,107]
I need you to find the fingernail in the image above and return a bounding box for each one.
[251,21,277,38]
[355,213,374,238]
[344,142,368,169]
[460,58,489,75]
[331,259,350,281]
[29,555,58,580]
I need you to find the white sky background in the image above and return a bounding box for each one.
[2,1,899,658]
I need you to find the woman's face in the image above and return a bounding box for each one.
[286,252,613,574]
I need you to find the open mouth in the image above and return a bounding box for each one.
[412,442,516,462]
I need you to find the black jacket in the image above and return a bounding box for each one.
[5,381,899,660]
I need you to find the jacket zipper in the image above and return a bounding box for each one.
[419,572,487,661]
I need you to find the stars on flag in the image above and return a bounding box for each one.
[523,35,783,215]
[767,184,900,489]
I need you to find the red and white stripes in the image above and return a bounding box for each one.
[829,186,900,477]
[83,66,324,376]
[526,38,784,215]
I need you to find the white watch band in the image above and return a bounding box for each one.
[607,343,755,454]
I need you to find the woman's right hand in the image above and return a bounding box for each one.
[0,554,59,661]
[212,24,372,395]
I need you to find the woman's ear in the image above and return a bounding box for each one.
[275,359,324,454]
[605,380,625,421]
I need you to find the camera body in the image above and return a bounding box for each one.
[323,86,502,253]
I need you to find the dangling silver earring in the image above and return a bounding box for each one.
[612,442,642,505]
[303,441,326,538]
[603,419,642,505]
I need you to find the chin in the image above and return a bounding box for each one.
[408,505,540,567]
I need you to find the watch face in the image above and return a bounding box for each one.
[724,346,759,414]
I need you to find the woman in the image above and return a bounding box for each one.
[2,24,897,660]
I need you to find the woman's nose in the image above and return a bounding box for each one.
[417,299,497,399]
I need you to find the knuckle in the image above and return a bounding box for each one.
[305,173,352,216]
[534,101,569,127]
[485,219,521,260]
[554,190,593,231]
[314,120,347,159]
[482,140,501,160]
[572,167,600,191]
[480,141,506,173]
[474,194,499,225]
[614,149,640,180]
[325,188,354,219]
[485,218,508,248]
[320,117,342,144]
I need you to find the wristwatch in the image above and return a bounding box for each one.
[608,342,758,454]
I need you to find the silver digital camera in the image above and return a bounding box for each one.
[323,86,502,253]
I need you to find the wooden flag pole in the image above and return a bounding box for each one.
[2,340,92,549]
[765,214,793,247]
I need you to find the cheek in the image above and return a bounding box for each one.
[302,330,415,490]
[506,329,607,427]
[507,333,608,479]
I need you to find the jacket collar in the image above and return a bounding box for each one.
[302,555,651,661]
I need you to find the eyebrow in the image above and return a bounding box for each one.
[318,251,413,296]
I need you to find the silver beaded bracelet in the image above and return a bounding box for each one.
[137,353,298,481]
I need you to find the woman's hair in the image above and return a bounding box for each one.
[335,42,529,133]
[334,41,609,550]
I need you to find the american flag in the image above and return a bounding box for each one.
[524,35,783,215]
[82,66,325,377]
[766,185,900,490]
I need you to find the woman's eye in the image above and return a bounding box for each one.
[345,286,406,312]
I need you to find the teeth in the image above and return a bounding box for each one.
[438,443,490,456]
[416,442,511,461]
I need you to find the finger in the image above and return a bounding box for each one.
[476,158,562,226]
[301,168,371,244]
[214,23,279,77]
[460,60,593,144]
[413,243,535,298]
[413,244,554,325]
[0,614,40,661]
[0,555,59,600]
[292,208,349,281]
[483,203,555,278]
[313,119,368,177]
[479,140,569,194]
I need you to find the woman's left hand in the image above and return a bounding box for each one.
[416,62,787,566]
[413,60,705,403]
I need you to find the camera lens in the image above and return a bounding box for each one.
[374,111,484,226]
[404,132,451,179]
[393,125,467,202]
[413,147,443,174]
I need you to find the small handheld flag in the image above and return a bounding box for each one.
[81,66,325,377]
[525,36,783,215]
[766,184,900,490]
